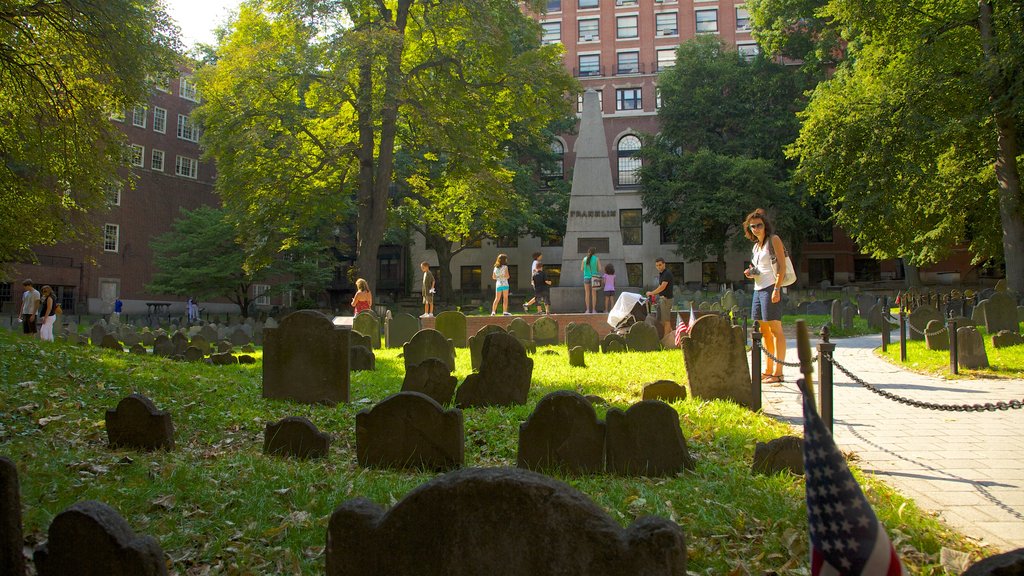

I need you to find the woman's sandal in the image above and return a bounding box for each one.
[762,374,783,384]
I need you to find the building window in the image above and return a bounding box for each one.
[546,140,565,178]
[617,51,640,75]
[736,7,751,31]
[617,134,642,185]
[541,234,563,247]
[253,283,270,306]
[177,114,199,142]
[578,54,601,77]
[626,263,643,287]
[542,21,561,44]
[577,89,603,112]
[129,144,144,167]
[737,43,760,61]
[110,109,125,122]
[620,209,642,245]
[545,265,562,287]
[655,12,678,36]
[132,106,147,128]
[696,9,718,33]
[616,15,638,39]
[578,18,599,42]
[0,282,10,303]
[854,258,881,281]
[152,107,167,133]
[106,183,121,206]
[497,236,519,248]
[657,48,676,70]
[180,76,198,101]
[655,87,662,109]
[667,262,685,285]
[461,266,482,292]
[615,87,642,111]
[547,0,561,10]
[175,156,198,179]
[103,224,119,252]
[151,149,165,172]
[579,0,598,8]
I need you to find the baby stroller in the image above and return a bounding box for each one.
[607,292,649,333]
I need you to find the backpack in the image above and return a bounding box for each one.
[767,235,797,287]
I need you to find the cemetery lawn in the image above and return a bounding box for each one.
[782,314,876,337]
[0,331,991,575]
[877,334,1024,378]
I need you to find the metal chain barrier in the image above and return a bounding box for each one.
[754,339,815,367]
[905,318,947,337]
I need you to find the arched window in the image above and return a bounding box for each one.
[617,135,641,186]
[545,140,565,179]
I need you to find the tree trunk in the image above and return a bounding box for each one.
[902,260,922,287]
[425,231,456,301]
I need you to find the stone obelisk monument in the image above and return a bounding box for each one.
[552,89,625,312]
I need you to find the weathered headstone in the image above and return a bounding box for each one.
[841,305,855,331]
[216,340,233,353]
[210,352,238,365]
[324,467,687,576]
[121,332,141,349]
[404,329,456,372]
[105,394,174,451]
[606,400,693,476]
[532,316,559,345]
[924,320,949,351]
[601,333,626,353]
[565,322,599,353]
[641,380,687,403]
[263,310,351,405]
[100,334,123,352]
[229,326,251,346]
[171,331,189,355]
[263,416,331,459]
[625,321,661,352]
[992,330,1024,349]
[402,358,458,406]
[90,324,107,346]
[456,332,533,408]
[983,292,1021,335]
[805,301,829,316]
[721,290,738,312]
[866,303,883,331]
[751,435,803,476]
[434,311,468,347]
[129,343,147,355]
[356,392,463,471]
[33,500,167,576]
[957,327,990,369]
[518,391,605,474]
[507,317,532,342]
[830,300,842,328]
[139,330,155,347]
[1,457,25,576]
[385,312,420,348]
[183,346,205,362]
[238,355,256,365]
[468,325,506,371]
[569,346,586,367]
[152,334,173,357]
[199,324,218,342]
[350,345,376,371]
[856,295,877,318]
[681,315,753,408]
[349,331,372,350]
[971,300,988,330]
[907,305,942,342]
[352,311,381,349]
[189,335,210,355]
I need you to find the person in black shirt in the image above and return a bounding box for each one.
[646,257,674,337]
[532,263,552,315]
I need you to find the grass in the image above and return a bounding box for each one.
[877,326,1024,379]
[0,329,993,575]
[782,313,876,338]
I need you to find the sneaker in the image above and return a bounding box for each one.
[427,313,433,318]
[490,312,496,316]
[503,312,512,316]
[523,303,529,312]
[419,313,430,318]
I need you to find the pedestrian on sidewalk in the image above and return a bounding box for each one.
[20,279,40,337]
[420,261,435,318]
[743,208,787,383]
[491,253,511,316]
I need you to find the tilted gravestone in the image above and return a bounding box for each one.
[565,322,599,353]
[404,329,456,373]
[721,290,738,312]
[641,380,686,403]
[434,310,468,347]
[957,327,989,369]
[962,547,1024,576]
[384,312,420,348]
[34,500,167,576]
[210,352,238,365]
[518,391,605,474]
[469,325,506,371]
[532,316,559,345]
[984,292,1021,335]
[992,330,1024,349]
[1,457,25,576]
[507,317,532,342]
[601,333,626,353]
[456,332,533,409]
[263,416,331,459]
[971,300,988,329]
[924,320,949,351]
[625,321,661,352]
[100,334,124,352]
[350,345,376,371]
[907,305,942,342]
[325,467,687,576]
[402,358,458,406]
[352,311,381,349]
[238,355,256,365]
[356,392,463,471]
[606,400,694,476]
[752,435,803,476]
[105,394,174,451]
[263,310,351,405]
[569,346,586,367]
[681,315,753,408]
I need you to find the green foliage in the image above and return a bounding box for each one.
[0,0,180,273]
[745,0,843,75]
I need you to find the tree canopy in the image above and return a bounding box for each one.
[0,0,179,273]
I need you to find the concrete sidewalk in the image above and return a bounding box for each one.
[760,333,1024,553]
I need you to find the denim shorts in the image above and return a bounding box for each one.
[751,287,782,322]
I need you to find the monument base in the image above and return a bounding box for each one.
[550,286,641,314]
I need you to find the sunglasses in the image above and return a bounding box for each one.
[749,223,764,230]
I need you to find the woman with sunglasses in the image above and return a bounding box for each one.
[743,208,787,383]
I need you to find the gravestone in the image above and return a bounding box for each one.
[352,311,381,349]
[229,326,251,346]
[90,324,107,346]
[350,331,372,350]
[216,340,233,353]
[404,329,456,373]
[324,467,687,576]
[183,346,205,362]
[721,290,738,312]
[962,548,1024,576]
[33,500,167,576]
[532,316,559,345]
[152,335,172,356]
[625,321,660,352]
[984,292,1021,335]
[199,324,218,342]
[265,317,279,329]
[263,310,351,405]
[189,335,210,355]
[129,343,147,355]
[642,380,687,403]
[565,322,599,353]
[469,325,506,371]
[210,352,238,365]
[456,332,533,408]
[263,416,330,459]
[240,343,256,353]
[350,345,376,371]
[841,305,855,331]
[601,333,626,353]
[681,315,753,408]
[238,355,256,364]
[122,332,141,349]
[751,435,803,476]
[105,394,174,451]
[171,331,189,355]
[866,303,884,331]
[434,311,468,347]
[100,334,124,352]
[805,301,829,316]
[606,400,694,476]
[569,346,586,367]
[924,320,949,351]
[830,300,842,328]
[518,391,605,474]
[957,327,989,369]
[907,305,942,342]
[140,330,155,346]
[971,300,987,329]
[402,358,458,406]
[507,317,532,342]
[356,392,463,471]
[1,457,25,576]
[992,330,1024,349]
[857,295,877,318]
[698,302,710,312]
[385,312,420,348]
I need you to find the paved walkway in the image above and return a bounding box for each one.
[760,333,1024,553]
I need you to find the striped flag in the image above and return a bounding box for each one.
[802,387,906,575]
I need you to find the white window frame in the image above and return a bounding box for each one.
[736,7,751,31]
[132,106,147,128]
[616,15,638,39]
[577,89,603,112]
[103,224,119,252]
[617,135,642,186]
[151,149,165,172]
[253,284,271,306]
[616,51,640,75]
[737,42,760,61]
[177,114,198,142]
[657,48,676,71]
[106,184,121,207]
[175,155,198,179]
[615,87,642,111]
[655,12,678,36]
[129,144,144,167]
[110,109,125,122]
[578,53,601,77]
[541,21,561,44]
[152,107,167,133]
[578,18,599,42]
[696,9,718,33]
[180,76,198,102]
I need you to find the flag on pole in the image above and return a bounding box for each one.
[687,302,697,332]
[802,389,906,575]
[673,313,686,347]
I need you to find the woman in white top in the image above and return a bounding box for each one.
[742,208,788,383]
[491,253,511,316]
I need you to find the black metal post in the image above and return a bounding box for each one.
[881,315,889,352]
[750,321,762,412]
[948,316,959,375]
[899,308,907,362]
[817,325,836,434]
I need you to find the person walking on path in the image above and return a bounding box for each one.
[20,279,40,337]
[531,262,553,315]
[581,248,601,314]
[37,285,58,342]
[491,253,511,316]
[351,278,373,315]
[742,208,788,383]
[113,297,123,324]
[420,261,435,318]
[645,258,674,337]
[523,252,543,312]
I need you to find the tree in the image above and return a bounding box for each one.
[639,36,810,281]
[0,0,179,273]
[787,0,1024,291]
[196,0,573,291]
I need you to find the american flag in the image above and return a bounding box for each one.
[674,303,698,346]
[802,385,906,575]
